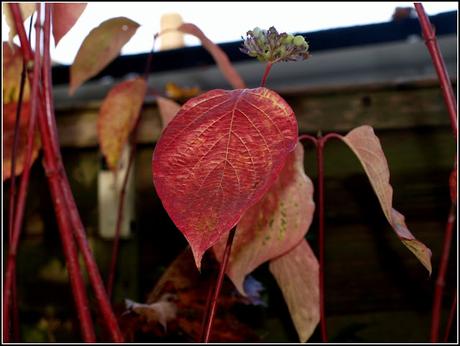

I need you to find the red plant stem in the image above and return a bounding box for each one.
[430,203,456,342]
[41,4,124,341]
[414,3,457,140]
[201,227,236,343]
[298,133,318,146]
[6,15,34,342]
[443,290,457,342]
[10,4,122,342]
[316,136,328,342]
[260,62,273,87]
[3,6,42,342]
[106,36,157,300]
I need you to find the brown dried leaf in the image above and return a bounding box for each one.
[269,239,320,342]
[3,3,36,44]
[177,23,246,89]
[213,143,315,294]
[157,96,181,129]
[341,125,432,274]
[70,17,140,94]
[98,78,146,170]
[52,3,87,46]
[3,102,41,181]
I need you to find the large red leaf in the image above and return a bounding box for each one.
[152,88,298,269]
[178,23,246,89]
[3,102,41,181]
[341,125,432,274]
[269,239,320,342]
[213,143,314,294]
[98,77,147,170]
[52,3,87,46]
[3,42,30,103]
[70,17,140,95]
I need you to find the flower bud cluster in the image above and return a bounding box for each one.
[240,26,310,63]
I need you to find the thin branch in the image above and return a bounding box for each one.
[106,35,158,300]
[443,290,457,342]
[201,227,236,342]
[260,62,273,88]
[414,3,457,139]
[430,204,456,342]
[316,135,328,342]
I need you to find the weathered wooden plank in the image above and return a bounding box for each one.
[55,79,455,147]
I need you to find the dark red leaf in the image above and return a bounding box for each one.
[3,102,41,181]
[152,88,298,269]
[52,3,87,46]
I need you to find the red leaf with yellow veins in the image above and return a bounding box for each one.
[3,102,41,181]
[269,239,320,342]
[98,78,147,170]
[52,3,87,46]
[152,87,298,269]
[213,143,314,294]
[70,17,140,95]
[3,42,30,103]
[341,125,432,274]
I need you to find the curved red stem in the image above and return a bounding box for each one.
[430,204,456,342]
[201,227,236,342]
[443,290,457,342]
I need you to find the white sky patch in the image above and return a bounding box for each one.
[2,2,458,65]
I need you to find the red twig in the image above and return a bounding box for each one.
[3,6,42,342]
[414,3,457,139]
[443,290,457,342]
[430,204,456,342]
[42,4,124,341]
[9,4,123,342]
[201,227,236,342]
[260,62,273,87]
[316,135,328,342]
[298,133,318,146]
[106,36,157,300]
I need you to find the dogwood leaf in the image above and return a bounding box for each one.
[157,96,181,129]
[341,125,432,274]
[3,42,29,103]
[152,87,298,269]
[269,239,320,342]
[70,17,140,94]
[98,78,146,170]
[52,3,87,46]
[178,23,246,89]
[213,143,314,294]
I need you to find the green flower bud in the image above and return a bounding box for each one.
[252,27,262,37]
[283,34,294,44]
[293,35,305,46]
[276,46,286,57]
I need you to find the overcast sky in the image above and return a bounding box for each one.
[2,2,458,65]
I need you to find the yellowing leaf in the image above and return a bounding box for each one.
[3,102,41,181]
[157,96,181,129]
[341,125,432,274]
[269,239,320,342]
[70,17,140,95]
[3,3,36,44]
[213,143,315,294]
[52,3,87,46]
[98,78,146,170]
[3,42,30,103]
[178,23,246,89]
